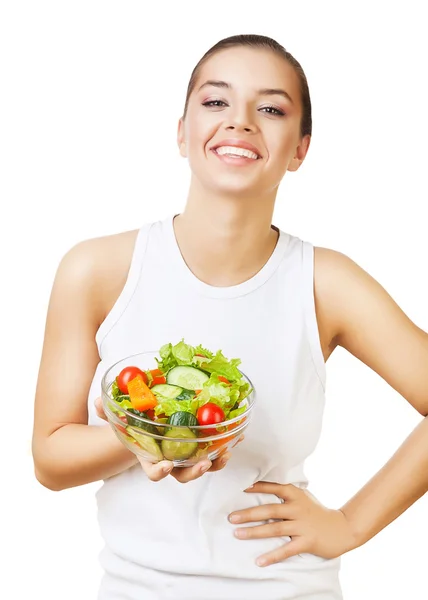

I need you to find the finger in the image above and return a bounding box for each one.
[171,460,212,483]
[208,452,231,472]
[234,520,300,541]
[94,397,107,420]
[244,481,299,500]
[138,457,174,481]
[229,504,290,524]
[256,538,306,567]
[231,434,245,448]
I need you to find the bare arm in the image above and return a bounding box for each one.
[32,238,138,491]
[32,233,230,490]
[315,247,428,547]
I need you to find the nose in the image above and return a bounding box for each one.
[225,123,254,133]
[224,107,257,133]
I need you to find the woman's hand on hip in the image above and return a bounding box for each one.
[228,481,358,567]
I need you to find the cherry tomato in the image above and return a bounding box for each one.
[117,366,148,395]
[197,402,225,435]
[218,376,230,385]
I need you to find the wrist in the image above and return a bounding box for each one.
[338,506,367,551]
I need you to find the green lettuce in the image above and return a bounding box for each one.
[194,344,214,359]
[153,396,202,417]
[197,350,243,382]
[156,339,195,372]
[197,373,251,417]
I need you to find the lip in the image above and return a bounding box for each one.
[210,139,262,158]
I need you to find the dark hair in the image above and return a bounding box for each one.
[182,34,312,138]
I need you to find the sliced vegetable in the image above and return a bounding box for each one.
[117,366,148,394]
[167,411,199,428]
[175,389,194,401]
[125,408,159,435]
[126,426,163,461]
[167,366,209,391]
[150,369,164,378]
[151,384,183,399]
[128,374,158,412]
[161,427,197,460]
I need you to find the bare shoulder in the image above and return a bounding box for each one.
[57,228,139,326]
[312,245,381,347]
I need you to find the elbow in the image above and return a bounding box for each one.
[34,466,65,492]
[32,440,67,492]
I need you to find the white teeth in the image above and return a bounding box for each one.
[215,146,259,160]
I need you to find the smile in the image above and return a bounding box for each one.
[213,146,259,160]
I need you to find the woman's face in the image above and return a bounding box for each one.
[178,46,310,197]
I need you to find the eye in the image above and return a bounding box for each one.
[202,100,228,108]
[259,105,286,117]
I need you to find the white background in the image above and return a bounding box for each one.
[1,1,427,598]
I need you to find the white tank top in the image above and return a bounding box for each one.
[87,215,343,600]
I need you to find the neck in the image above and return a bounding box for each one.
[173,179,280,287]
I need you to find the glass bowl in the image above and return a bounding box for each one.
[101,350,256,467]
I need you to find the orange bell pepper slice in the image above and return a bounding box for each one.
[128,374,158,412]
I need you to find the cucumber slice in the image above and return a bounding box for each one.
[167,411,199,428]
[126,426,163,461]
[175,389,194,401]
[151,383,183,399]
[126,408,159,436]
[161,427,198,460]
[166,366,209,391]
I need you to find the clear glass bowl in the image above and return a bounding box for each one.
[101,350,256,467]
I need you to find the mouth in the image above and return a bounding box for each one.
[210,140,262,161]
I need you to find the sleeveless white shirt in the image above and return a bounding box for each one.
[87,215,343,599]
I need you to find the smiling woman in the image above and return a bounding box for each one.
[31,33,428,600]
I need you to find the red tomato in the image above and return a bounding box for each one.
[218,376,230,385]
[197,402,225,435]
[151,375,167,386]
[145,408,155,420]
[117,366,148,394]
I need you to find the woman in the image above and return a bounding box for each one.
[32,34,428,600]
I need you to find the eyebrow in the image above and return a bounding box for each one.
[197,80,294,105]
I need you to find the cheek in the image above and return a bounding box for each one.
[186,114,217,156]
[268,135,295,168]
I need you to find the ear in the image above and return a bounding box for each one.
[177,118,187,158]
[287,135,311,172]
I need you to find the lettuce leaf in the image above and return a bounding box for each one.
[194,344,214,359]
[198,374,252,418]
[198,350,243,382]
[153,396,201,418]
[156,339,195,372]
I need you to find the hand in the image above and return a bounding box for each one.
[95,397,239,484]
[228,481,357,567]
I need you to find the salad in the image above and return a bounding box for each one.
[107,340,253,462]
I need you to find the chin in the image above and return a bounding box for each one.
[200,172,265,197]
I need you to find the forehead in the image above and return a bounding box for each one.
[195,46,301,99]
